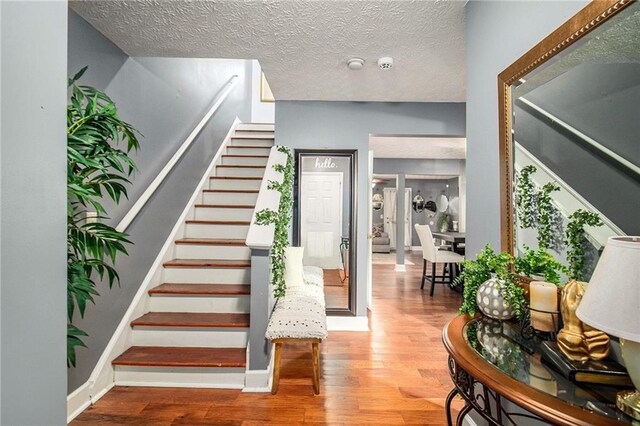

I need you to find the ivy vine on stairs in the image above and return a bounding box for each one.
[254,146,294,298]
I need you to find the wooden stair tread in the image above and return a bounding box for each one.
[131,312,250,328]
[227,145,271,149]
[184,220,250,225]
[216,165,265,168]
[175,238,246,246]
[194,204,255,209]
[210,176,262,180]
[221,155,269,158]
[149,283,250,295]
[163,259,250,268]
[203,189,259,193]
[112,346,246,367]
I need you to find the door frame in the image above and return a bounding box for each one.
[293,149,358,316]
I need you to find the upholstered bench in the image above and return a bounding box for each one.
[266,266,327,394]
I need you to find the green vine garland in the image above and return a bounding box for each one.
[565,209,603,280]
[515,165,537,229]
[254,146,294,298]
[535,182,560,249]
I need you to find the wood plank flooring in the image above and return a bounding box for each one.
[71,251,462,425]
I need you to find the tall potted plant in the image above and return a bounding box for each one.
[67,67,141,367]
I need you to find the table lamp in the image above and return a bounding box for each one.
[576,236,640,420]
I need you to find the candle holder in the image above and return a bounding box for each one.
[519,304,561,342]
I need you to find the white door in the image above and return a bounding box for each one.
[404,188,412,250]
[367,151,374,308]
[383,187,396,249]
[301,172,343,269]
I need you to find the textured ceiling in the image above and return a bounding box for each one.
[370,136,466,159]
[70,0,466,102]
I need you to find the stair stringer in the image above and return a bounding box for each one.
[66,117,241,423]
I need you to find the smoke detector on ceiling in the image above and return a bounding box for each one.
[377,57,393,70]
[347,58,365,71]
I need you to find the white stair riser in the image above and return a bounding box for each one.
[163,267,250,284]
[185,223,248,239]
[216,167,265,177]
[132,327,248,348]
[208,179,262,191]
[195,207,254,222]
[226,146,271,156]
[114,366,246,388]
[149,295,250,313]
[233,130,274,137]
[221,156,268,166]
[202,191,258,205]
[237,124,274,132]
[175,244,250,260]
[228,139,274,147]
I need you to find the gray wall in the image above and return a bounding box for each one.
[465,0,587,257]
[276,101,465,316]
[406,178,459,246]
[67,11,252,392]
[1,1,67,424]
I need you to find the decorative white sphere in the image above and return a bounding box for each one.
[476,277,515,320]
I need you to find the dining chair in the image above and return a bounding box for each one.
[414,224,464,296]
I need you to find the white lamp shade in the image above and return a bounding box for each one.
[577,236,640,342]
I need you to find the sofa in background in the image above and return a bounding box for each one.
[372,223,391,253]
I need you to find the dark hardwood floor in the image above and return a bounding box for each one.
[72,251,462,425]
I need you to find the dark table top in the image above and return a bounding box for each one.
[431,231,466,243]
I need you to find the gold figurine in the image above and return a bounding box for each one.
[557,280,610,361]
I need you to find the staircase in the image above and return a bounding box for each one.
[111,123,274,388]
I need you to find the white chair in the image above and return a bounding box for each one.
[414,224,464,296]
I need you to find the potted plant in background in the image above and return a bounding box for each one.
[454,245,526,320]
[514,245,568,285]
[436,212,452,232]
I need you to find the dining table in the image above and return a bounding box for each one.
[431,231,466,253]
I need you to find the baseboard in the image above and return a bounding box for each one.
[395,264,406,272]
[66,118,241,422]
[411,246,422,252]
[66,381,115,424]
[327,316,369,331]
[243,343,275,392]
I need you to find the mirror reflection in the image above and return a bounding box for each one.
[511,2,639,281]
[295,151,356,313]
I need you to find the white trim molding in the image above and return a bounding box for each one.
[67,118,241,423]
[327,316,369,331]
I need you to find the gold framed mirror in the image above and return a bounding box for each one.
[498,0,638,281]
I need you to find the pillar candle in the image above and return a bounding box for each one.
[530,281,559,332]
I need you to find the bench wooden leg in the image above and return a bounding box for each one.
[271,342,282,395]
[312,342,320,395]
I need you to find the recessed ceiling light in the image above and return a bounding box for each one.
[378,57,393,70]
[347,58,365,71]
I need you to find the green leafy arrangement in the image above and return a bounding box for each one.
[535,182,560,249]
[515,165,537,229]
[254,146,294,298]
[436,212,452,232]
[454,245,526,319]
[565,209,603,280]
[514,245,567,285]
[67,67,141,367]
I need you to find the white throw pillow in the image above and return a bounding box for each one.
[284,246,305,288]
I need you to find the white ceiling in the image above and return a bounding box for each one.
[369,136,466,159]
[70,1,466,102]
